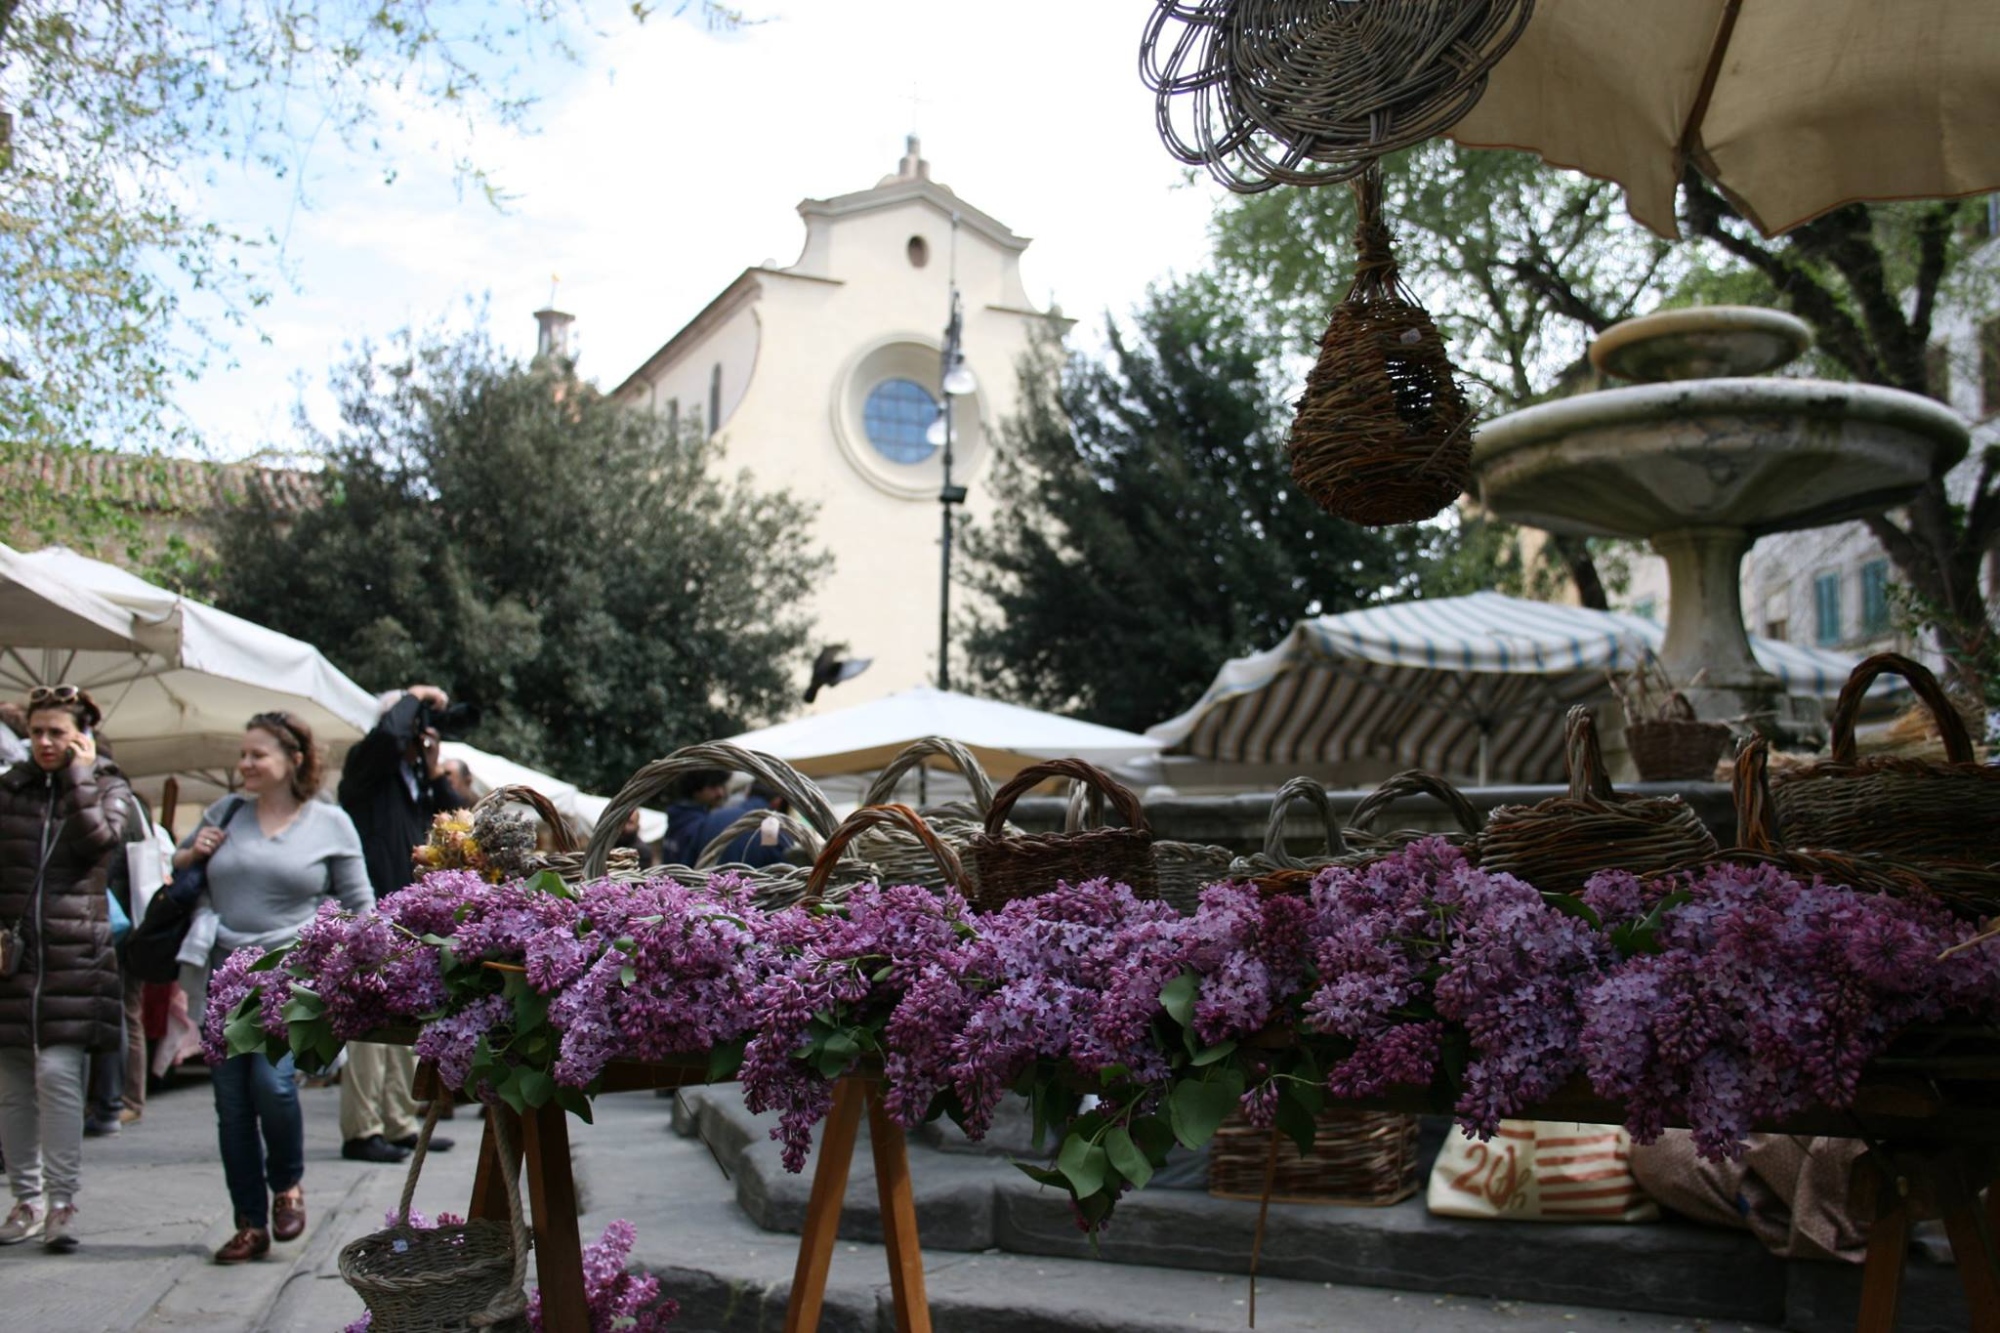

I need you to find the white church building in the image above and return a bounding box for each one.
[609,139,1060,708]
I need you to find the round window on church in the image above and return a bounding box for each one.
[862,378,940,465]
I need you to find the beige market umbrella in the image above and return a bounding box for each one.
[1448,0,2000,238]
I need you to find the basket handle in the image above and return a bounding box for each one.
[390,1096,531,1326]
[471,783,580,854]
[803,804,963,903]
[694,808,825,869]
[861,736,999,815]
[1564,706,1615,802]
[1346,770,1484,838]
[1829,652,1973,765]
[583,743,837,878]
[1730,737,1781,855]
[984,758,1149,840]
[1258,776,1348,869]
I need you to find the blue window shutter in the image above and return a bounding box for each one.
[1814,572,1842,646]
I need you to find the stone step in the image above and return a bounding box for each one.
[664,1086,1970,1333]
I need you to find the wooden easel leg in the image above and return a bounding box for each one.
[867,1091,932,1333]
[783,1079,868,1333]
[466,1107,507,1221]
[1857,1199,1909,1333]
[1939,1180,2000,1333]
[523,1102,590,1333]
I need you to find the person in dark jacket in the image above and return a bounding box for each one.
[697,779,795,869]
[660,769,730,868]
[335,686,465,1163]
[0,686,132,1252]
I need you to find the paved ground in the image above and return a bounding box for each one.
[0,1065,1780,1333]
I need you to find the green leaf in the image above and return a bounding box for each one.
[512,986,549,1033]
[1540,893,1601,930]
[515,1067,555,1108]
[1275,1088,1319,1159]
[493,1066,528,1114]
[1159,970,1198,1028]
[618,963,637,988]
[554,1085,595,1124]
[706,1040,746,1084]
[1168,1079,1239,1150]
[1056,1134,1108,1198]
[1128,1115,1176,1164]
[526,870,572,901]
[1013,1162,1066,1189]
[814,1030,860,1079]
[248,944,293,972]
[1189,1038,1238,1067]
[1103,1125,1153,1190]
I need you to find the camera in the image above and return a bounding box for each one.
[417,699,482,740]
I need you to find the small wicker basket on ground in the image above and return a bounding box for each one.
[1208,1107,1420,1207]
[803,804,965,906]
[966,759,1157,909]
[1481,707,1719,896]
[850,737,1009,896]
[1286,164,1473,527]
[1769,653,2000,868]
[340,1101,529,1332]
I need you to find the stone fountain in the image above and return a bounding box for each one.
[1474,306,1968,738]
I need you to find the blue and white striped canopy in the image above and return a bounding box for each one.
[1146,592,1865,785]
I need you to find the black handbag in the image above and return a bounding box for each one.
[125,797,244,984]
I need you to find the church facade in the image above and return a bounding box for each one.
[612,140,1060,708]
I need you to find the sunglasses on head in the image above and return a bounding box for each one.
[29,685,82,705]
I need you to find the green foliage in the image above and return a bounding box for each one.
[203,320,826,792]
[960,279,1470,733]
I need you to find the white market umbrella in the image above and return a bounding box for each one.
[1450,0,2000,238]
[439,741,667,845]
[0,543,378,779]
[723,686,1164,783]
[1148,592,1870,786]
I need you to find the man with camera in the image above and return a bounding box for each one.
[335,684,472,1163]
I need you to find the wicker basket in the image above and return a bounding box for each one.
[1285,164,1473,527]
[341,1101,529,1332]
[1706,738,1998,916]
[579,743,849,909]
[1065,783,1235,915]
[1344,769,1485,860]
[804,804,965,905]
[1625,691,1734,783]
[852,737,1009,895]
[966,759,1157,909]
[1208,1107,1420,1207]
[1228,776,1355,888]
[470,783,639,883]
[1769,653,2000,866]
[1481,707,1719,896]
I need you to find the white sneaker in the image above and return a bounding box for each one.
[42,1202,77,1253]
[0,1202,42,1244]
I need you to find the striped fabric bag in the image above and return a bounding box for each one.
[1425,1121,1659,1223]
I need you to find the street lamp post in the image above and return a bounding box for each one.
[932,282,973,692]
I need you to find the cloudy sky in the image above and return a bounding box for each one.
[184,1,1230,457]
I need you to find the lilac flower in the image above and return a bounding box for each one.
[201,947,289,1065]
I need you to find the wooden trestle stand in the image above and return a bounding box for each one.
[423,1062,930,1333]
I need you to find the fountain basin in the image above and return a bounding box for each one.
[1475,378,1967,540]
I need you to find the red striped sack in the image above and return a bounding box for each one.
[1425,1121,1659,1223]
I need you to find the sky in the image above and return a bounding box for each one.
[183,1,1230,458]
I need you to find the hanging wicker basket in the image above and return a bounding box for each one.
[340,1101,530,1333]
[1286,164,1474,527]
[1480,707,1719,896]
[851,737,1014,896]
[966,759,1157,910]
[1208,1107,1420,1207]
[1769,653,2000,867]
[803,804,966,905]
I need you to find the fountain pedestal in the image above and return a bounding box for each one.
[1474,307,1967,739]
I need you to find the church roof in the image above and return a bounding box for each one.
[797,136,1029,255]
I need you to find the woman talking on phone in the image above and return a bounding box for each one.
[176,711,373,1264]
[0,686,133,1253]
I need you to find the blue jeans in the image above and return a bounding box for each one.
[211,1052,303,1229]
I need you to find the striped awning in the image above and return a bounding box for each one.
[1146,593,1869,785]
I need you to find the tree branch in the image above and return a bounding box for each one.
[1908,200,1961,354]
[1785,206,1925,391]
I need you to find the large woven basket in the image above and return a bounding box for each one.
[966,759,1157,909]
[1624,687,1734,784]
[1065,783,1235,915]
[580,744,850,909]
[1343,769,1485,860]
[804,804,965,906]
[469,783,638,883]
[1481,707,1719,896]
[1709,739,1998,916]
[851,737,1008,895]
[1208,1107,1420,1207]
[1769,653,2000,866]
[1228,776,1356,888]
[1285,163,1473,527]
[341,1101,529,1333]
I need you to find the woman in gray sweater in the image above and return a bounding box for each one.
[176,712,372,1264]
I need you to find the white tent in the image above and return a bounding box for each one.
[439,741,667,845]
[1147,593,1871,787]
[724,686,1163,784]
[0,544,378,779]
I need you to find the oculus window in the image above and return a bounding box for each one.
[863,378,940,465]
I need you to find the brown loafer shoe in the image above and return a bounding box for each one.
[271,1189,305,1243]
[215,1226,270,1264]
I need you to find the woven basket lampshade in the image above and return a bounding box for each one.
[1287,165,1474,526]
